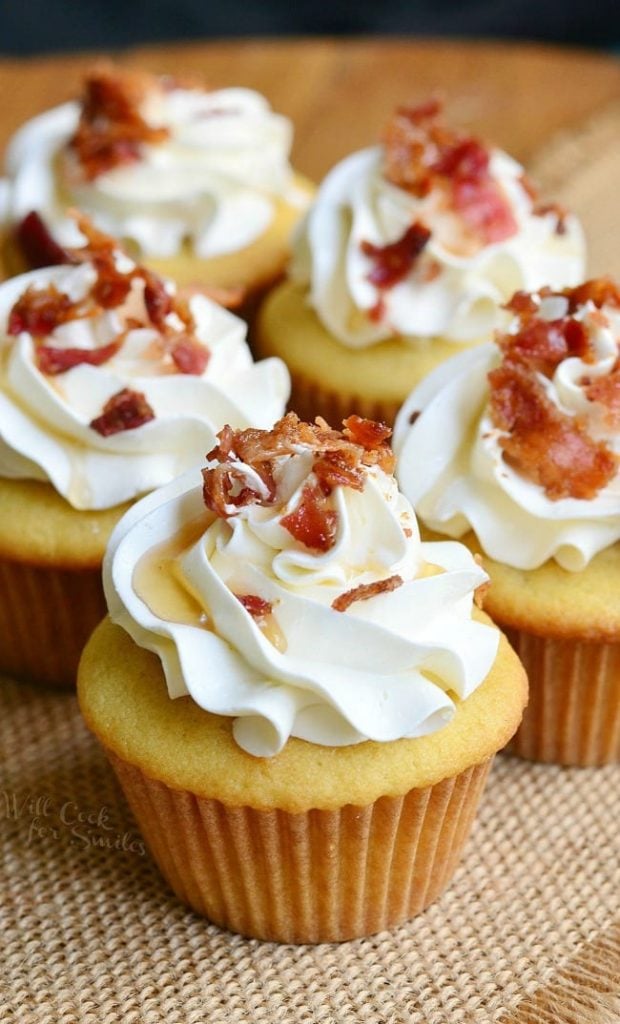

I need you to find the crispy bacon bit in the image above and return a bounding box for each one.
[563,278,620,313]
[36,338,121,375]
[280,481,338,552]
[92,268,133,309]
[490,278,620,499]
[585,362,620,427]
[8,285,78,337]
[489,363,617,500]
[498,316,592,376]
[360,222,431,289]
[7,213,211,378]
[452,174,518,243]
[503,290,539,317]
[69,67,169,180]
[202,413,395,552]
[332,574,403,613]
[236,594,273,619]
[342,415,395,472]
[312,450,366,494]
[383,99,517,245]
[142,270,173,328]
[15,212,74,269]
[170,337,210,375]
[89,387,155,436]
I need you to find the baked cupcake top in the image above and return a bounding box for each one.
[393,279,620,571]
[291,99,584,348]
[6,65,307,262]
[104,412,499,757]
[0,216,289,509]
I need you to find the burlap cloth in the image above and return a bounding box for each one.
[2,104,620,1023]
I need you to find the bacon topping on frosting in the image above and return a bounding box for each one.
[6,215,210,384]
[36,338,122,376]
[383,99,518,245]
[489,281,620,499]
[585,363,620,428]
[68,66,170,180]
[332,574,403,613]
[361,222,431,289]
[15,212,74,270]
[202,413,395,552]
[89,387,155,436]
[8,285,77,338]
[235,594,273,620]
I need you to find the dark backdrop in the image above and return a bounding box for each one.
[2,0,620,55]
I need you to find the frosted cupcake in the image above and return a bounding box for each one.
[3,65,313,312]
[78,413,527,942]
[0,217,289,685]
[393,279,620,765]
[255,98,585,424]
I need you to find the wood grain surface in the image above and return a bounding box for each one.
[0,37,619,180]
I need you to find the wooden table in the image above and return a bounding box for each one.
[0,37,619,181]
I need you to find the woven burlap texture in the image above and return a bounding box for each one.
[1,676,618,1024]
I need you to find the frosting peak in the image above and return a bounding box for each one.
[393,279,620,571]
[0,220,289,509]
[7,66,300,260]
[105,415,499,757]
[291,100,585,348]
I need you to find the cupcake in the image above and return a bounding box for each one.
[393,279,620,766]
[0,217,289,686]
[78,412,527,943]
[3,64,313,314]
[255,98,585,425]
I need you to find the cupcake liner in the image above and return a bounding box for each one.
[504,627,620,766]
[289,371,402,428]
[108,751,492,943]
[0,557,106,687]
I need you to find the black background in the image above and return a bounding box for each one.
[2,0,619,55]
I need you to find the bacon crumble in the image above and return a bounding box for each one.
[7,213,211,388]
[332,574,404,613]
[170,336,211,375]
[360,222,431,289]
[36,338,122,376]
[15,211,75,269]
[202,413,395,553]
[68,66,170,180]
[8,284,78,338]
[584,362,620,428]
[383,99,518,245]
[89,387,155,436]
[489,280,620,500]
[236,594,273,620]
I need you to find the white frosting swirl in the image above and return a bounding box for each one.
[393,300,620,571]
[104,449,498,757]
[292,146,585,348]
[0,262,289,509]
[7,85,304,258]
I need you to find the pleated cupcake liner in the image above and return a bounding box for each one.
[288,372,402,430]
[0,557,106,687]
[504,628,620,766]
[107,751,492,944]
